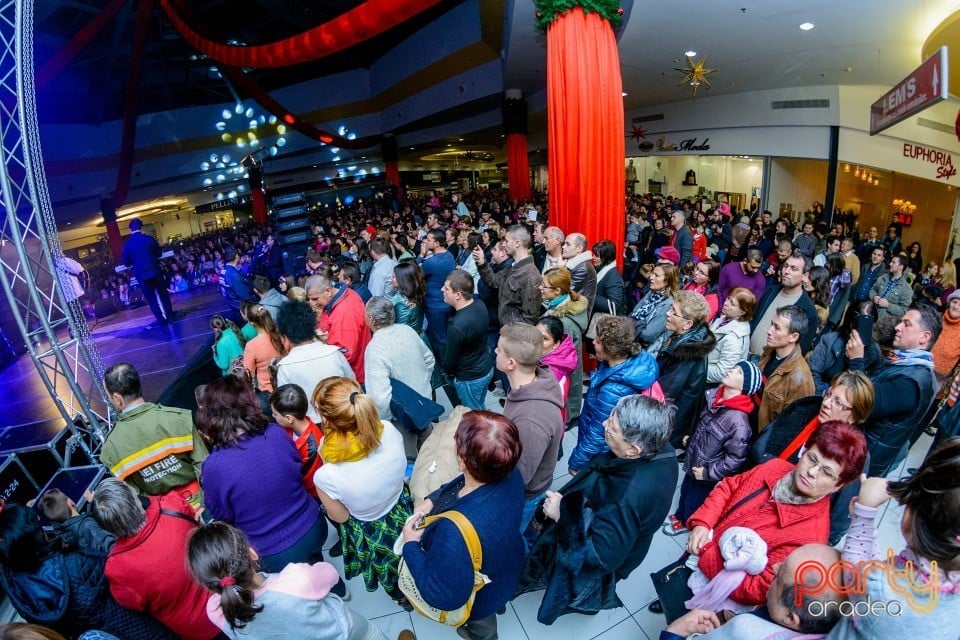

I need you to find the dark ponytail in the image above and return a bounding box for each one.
[187,522,262,629]
[887,437,960,570]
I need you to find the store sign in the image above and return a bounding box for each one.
[195,194,252,214]
[902,142,957,180]
[870,46,948,135]
[644,136,712,153]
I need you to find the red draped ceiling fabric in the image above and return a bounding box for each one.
[107,0,153,210]
[506,133,530,203]
[546,7,625,268]
[160,0,442,68]
[36,0,127,90]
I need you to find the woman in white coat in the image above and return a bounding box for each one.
[705,286,756,384]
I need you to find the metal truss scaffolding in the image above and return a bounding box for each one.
[0,0,109,449]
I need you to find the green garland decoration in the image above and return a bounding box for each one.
[534,0,623,31]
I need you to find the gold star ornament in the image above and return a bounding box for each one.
[674,54,717,96]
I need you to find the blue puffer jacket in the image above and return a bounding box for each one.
[569,351,658,471]
[0,545,173,640]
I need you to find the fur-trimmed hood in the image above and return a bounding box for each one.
[551,293,589,320]
[662,323,717,361]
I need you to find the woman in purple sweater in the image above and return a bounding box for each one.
[196,376,346,596]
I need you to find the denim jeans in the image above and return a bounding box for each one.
[455,368,494,410]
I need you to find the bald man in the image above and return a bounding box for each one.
[659,544,845,639]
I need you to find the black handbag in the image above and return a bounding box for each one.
[649,485,767,623]
[649,555,694,624]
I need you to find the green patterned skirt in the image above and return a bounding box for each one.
[339,484,413,598]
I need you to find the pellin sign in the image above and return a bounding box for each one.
[794,549,938,616]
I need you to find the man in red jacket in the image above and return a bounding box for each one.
[92,478,219,640]
[306,272,372,383]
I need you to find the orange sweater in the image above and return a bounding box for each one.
[243,332,282,391]
[932,311,960,376]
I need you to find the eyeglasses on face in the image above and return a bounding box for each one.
[822,388,852,412]
[800,450,840,482]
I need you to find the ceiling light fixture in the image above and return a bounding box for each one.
[685,50,697,57]
[799,22,815,31]
[622,91,628,97]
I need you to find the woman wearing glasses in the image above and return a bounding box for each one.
[750,370,875,544]
[681,260,720,322]
[649,290,716,447]
[540,267,589,428]
[651,420,868,616]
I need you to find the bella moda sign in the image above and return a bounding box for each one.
[637,136,712,153]
[902,142,957,180]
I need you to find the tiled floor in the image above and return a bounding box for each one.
[336,389,934,640]
[0,289,933,639]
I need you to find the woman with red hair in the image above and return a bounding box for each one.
[400,410,525,640]
[652,421,868,617]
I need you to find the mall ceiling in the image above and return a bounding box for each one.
[35,0,959,125]
[33,0,472,124]
[29,0,960,223]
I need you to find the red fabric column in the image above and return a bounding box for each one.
[546,7,625,268]
[382,136,402,204]
[506,133,530,203]
[101,200,123,262]
[385,162,401,196]
[251,189,268,225]
[105,222,124,263]
[248,166,267,225]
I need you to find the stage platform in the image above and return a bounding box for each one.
[0,286,230,508]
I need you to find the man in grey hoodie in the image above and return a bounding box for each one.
[496,322,565,540]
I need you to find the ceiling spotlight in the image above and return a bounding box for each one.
[622,92,628,97]
[799,22,815,30]
[684,50,697,57]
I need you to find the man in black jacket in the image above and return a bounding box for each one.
[441,270,493,410]
[845,306,940,476]
[749,253,819,356]
[121,218,173,328]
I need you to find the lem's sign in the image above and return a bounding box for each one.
[870,46,948,135]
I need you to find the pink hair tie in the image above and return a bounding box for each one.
[219,576,236,588]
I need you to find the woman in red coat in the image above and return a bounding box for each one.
[683,421,866,607]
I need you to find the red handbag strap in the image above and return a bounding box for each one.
[778,417,821,461]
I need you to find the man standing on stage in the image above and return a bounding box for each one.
[99,363,208,511]
[121,218,174,328]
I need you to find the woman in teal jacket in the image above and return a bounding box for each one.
[210,314,245,376]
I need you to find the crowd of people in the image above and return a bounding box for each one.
[11,187,960,639]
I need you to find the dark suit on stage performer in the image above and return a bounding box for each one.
[122,218,174,327]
